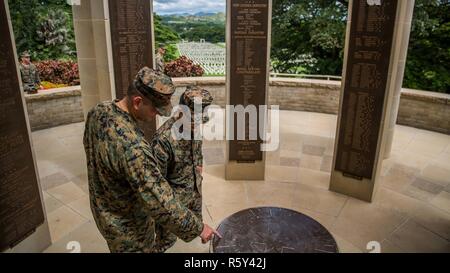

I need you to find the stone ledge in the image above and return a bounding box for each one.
[172,76,343,89]
[23,79,448,134]
[173,77,225,86]
[25,86,84,131]
[401,88,450,105]
[25,86,82,102]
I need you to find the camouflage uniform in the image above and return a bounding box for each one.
[83,68,203,253]
[155,51,165,72]
[19,52,40,93]
[150,87,213,252]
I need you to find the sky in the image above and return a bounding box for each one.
[154,0,225,15]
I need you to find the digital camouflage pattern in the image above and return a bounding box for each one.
[150,116,204,252]
[155,52,165,72]
[150,87,213,252]
[83,100,203,253]
[134,67,174,116]
[180,86,214,123]
[182,86,214,110]
[19,63,40,93]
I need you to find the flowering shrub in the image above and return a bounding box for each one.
[40,81,68,90]
[164,56,204,77]
[35,60,79,86]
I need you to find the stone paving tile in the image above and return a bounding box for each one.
[302,144,326,156]
[40,172,70,190]
[32,115,450,253]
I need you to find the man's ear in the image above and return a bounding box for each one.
[132,96,143,110]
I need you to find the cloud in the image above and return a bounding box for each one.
[154,0,225,15]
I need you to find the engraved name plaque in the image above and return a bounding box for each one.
[109,0,156,137]
[228,0,270,162]
[335,0,398,179]
[0,1,45,252]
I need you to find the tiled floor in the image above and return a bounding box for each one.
[33,110,450,253]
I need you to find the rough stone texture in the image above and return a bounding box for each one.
[397,89,450,135]
[25,79,450,135]
[25,86,84,131]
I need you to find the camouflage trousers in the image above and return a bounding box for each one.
[153,193,203,253]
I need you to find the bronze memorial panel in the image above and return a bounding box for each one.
[229,0,270,162]
[0,2,45,252]
[335,0,398,179]
[109,0,156,137]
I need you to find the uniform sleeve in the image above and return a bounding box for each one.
[35,69,41,84]
[120,141,204,242]
[32,64,41,85]
[150,137,171,177]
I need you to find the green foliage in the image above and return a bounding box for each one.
[8,0,76,61]
[163,44,180,62]
[161,13,225,43]
[154,13,180,47]
[36,9,76,59]
[8,0,449,93]
[403,0,450,93]
[271,0,450,93]
[271,0,348,76]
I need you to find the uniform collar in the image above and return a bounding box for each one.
[112,99,138,123]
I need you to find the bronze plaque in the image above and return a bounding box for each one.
[0,1,45,252]
[335,0,398,179]
[109,0,155,137]
[228,0,270,161]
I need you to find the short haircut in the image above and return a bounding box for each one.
[127,82,153,106]
[127,82,140,97]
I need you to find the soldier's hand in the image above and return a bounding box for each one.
[200,224,222,244]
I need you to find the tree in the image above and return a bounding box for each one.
[271,0,450,93]
[8,0,76,60]
[36,9,75,59]
[154,13,180,47]
[271,0,347,75]
[403,0,450,93]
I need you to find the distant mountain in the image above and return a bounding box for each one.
[194,12,216,17]
[160,11,224,18]
[160,12,225,24]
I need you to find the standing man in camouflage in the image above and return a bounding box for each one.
[155,46,166,72]
[19,51,42,94]
[83,67,220,253]
[150,87,213,252]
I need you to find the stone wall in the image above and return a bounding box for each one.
[397,89,450,134]
[172,77,450,135]
[25,86,84,131]
[25,78,450,134]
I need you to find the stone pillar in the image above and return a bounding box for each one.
[225,0,272,180]
[383,1,415,159]
[73,0,157,137]
[1,0,51,253]
[72,0,116,115]
[330,0,415,202]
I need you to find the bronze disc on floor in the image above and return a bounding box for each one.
[211,207,339,253]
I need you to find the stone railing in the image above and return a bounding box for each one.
[25,86,84,131]
[25,78,450,135]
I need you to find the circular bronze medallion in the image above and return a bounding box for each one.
[211,207,339,253]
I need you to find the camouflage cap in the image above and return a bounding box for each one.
[180,86,213,111]
[133,67,175,117]
[21,51,31,57]
[179,86,213,123]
